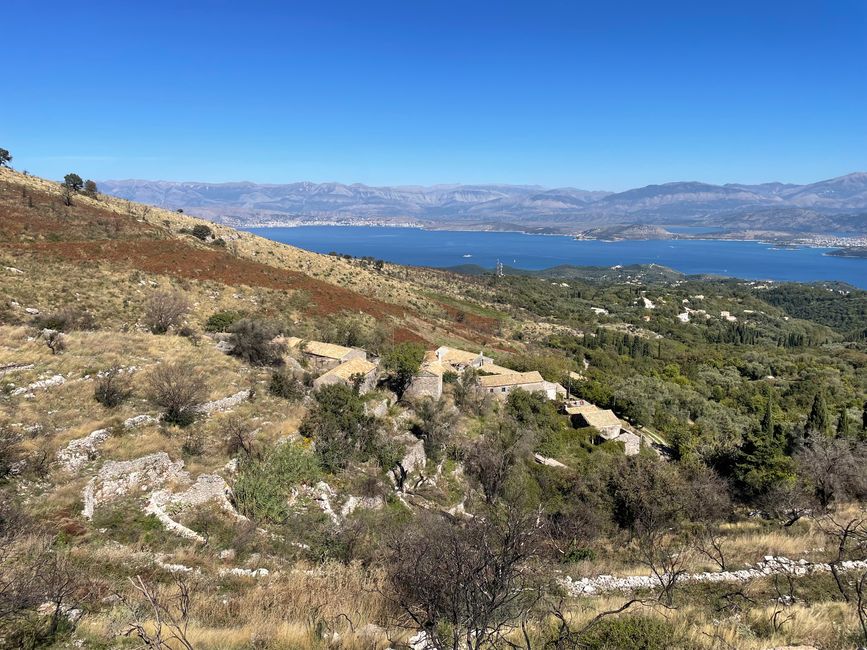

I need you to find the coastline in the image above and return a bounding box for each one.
[244,223,867,254]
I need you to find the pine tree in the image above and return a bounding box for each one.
[805,391,830,439]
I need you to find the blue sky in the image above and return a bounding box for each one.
[3,0,866,190]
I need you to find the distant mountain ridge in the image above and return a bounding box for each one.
[99,173,867,234]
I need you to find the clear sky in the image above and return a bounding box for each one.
[3,0,866,190]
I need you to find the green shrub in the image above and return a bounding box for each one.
[191,224,213,240]
[234,442,320,522]
[269,369,304,401]
[229,319,285,366]
[205,309,243,332]
[578,615,680,650]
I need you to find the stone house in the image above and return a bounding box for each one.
[565,403,622,438]
[424,346,493,372]
[312,357,378,394]
[285,337,367,372]
[478,371,547,398]
[405,363,444,400]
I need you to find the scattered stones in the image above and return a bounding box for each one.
[218,567,269,578]
[10,374,65,397]
[155,560,196,574]
[24,307,40,315]
[219,549,236,561]
[4,266,24,274]
[123,414,158,429]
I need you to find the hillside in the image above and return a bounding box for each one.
[1,168,867,650]
[98,173,867,235]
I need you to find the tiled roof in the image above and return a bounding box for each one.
[301,340,355,360]
[478,371,544,388]
[318,357,377,381]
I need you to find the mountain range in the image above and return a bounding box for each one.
[99,172,867,235]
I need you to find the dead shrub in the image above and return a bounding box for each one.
[143,291,190,334]
[147,361,207,427]
[94,367,132,408]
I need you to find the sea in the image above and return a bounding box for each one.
[248,226,867,289]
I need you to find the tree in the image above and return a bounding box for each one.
[147,361,207,426]
[229,319,284,366]
[299,383,382,472]
[0,148,11,167]
[383,506,544,650]
[143,290,190,334]
[762,385,774,436]
[190,224,212,241]
[381,341,425,397]
[837,406,851,439]
[806,391,830,439]
[83,180,97,197]
[411,397,458,461]
[863,401,867,434]
[733,425,795,501]
[62,173,83,191]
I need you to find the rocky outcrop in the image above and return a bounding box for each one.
[58,429,110,473]
[563,555,867,596]
[82,452,188,519]
[58,415,158,472]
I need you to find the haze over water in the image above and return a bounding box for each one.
[250,226,867,289]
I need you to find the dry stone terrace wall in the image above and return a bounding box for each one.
[563,556,867,596]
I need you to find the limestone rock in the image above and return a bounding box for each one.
[82,452,188,519]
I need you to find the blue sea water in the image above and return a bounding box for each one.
[248,226,867,289]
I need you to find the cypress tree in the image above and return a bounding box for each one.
[806,391,830,439]
[762,386,774,436]
[836,406,850,438]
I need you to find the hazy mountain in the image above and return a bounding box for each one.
[99,173,867,234]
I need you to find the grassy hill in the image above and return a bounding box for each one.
[1,167,866,650]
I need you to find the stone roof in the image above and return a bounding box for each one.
[296,339,355,360]
[569,406,621,429]
[478,363,517,376]
[478,371,544,388]
[318,357,377,381]
[424,346,487,367]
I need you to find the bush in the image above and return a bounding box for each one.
[299,384,381,472]
[143,290,190,334]
[234,442,320,522]
[147,361,207,427]
[381,341,425,397]
[269,369,304,401]
[205,309,243,332]
[35,307,96,332]
[577,615,680,650]
[94,367,132,408]
[229,319,285,366]
[191,224,213,241]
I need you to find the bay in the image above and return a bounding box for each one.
[248,226,867,289]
